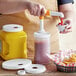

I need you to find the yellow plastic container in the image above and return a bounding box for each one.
[0,24,27,60]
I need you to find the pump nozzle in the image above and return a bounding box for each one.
[44,10,64,18]
[45,10,64,25]
[39,16,45,32]
[51,11,64,18]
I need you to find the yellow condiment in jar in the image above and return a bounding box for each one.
[0,24,27,60]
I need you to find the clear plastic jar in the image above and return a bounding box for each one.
[34,32,51,64]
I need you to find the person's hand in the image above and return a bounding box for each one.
[57,19,72,34]
[26,2,45,16]
[62,19,72,34]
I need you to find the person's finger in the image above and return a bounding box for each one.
[64,20,71,25]
[60,27,72,34]
[37,5,41,16]
[65,26,72,31]
[60,30,71,34]
[65,24,72,29]
[64,20,72,29]
[67,29,72,32]
[33,6,38,16]
[64,30,72,34]
[67,26,72,29]
[30,10,34,15]
[40,8,45,16]
[65,30,72,33]
[35,5,41,16]
[67,27,72,32]
[39,4,45,16]
[28,3,37,16]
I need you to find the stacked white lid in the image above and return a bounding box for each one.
[2,59,46,75]
[3,24,23,32]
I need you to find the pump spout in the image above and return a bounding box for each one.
[45,10,64,18]
[51,11,64,18]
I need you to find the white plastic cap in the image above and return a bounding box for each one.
[25,64,46,74]
[17,70,26,75]
[51,11,64,18]
[3,24,23,32]
[2,59,32,70]
[34,32,50,39]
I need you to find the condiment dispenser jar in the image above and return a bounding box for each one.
[0,24,27,60]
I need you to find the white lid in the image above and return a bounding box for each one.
[34,32,50,39]
[25,64,46,74]
[2,59,32,70]
[3,24,23,32]
[17,70,26,75]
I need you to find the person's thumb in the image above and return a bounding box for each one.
[64,19,71,25]
[63,19,72,28]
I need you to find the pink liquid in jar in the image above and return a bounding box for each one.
[34,32,51,64]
